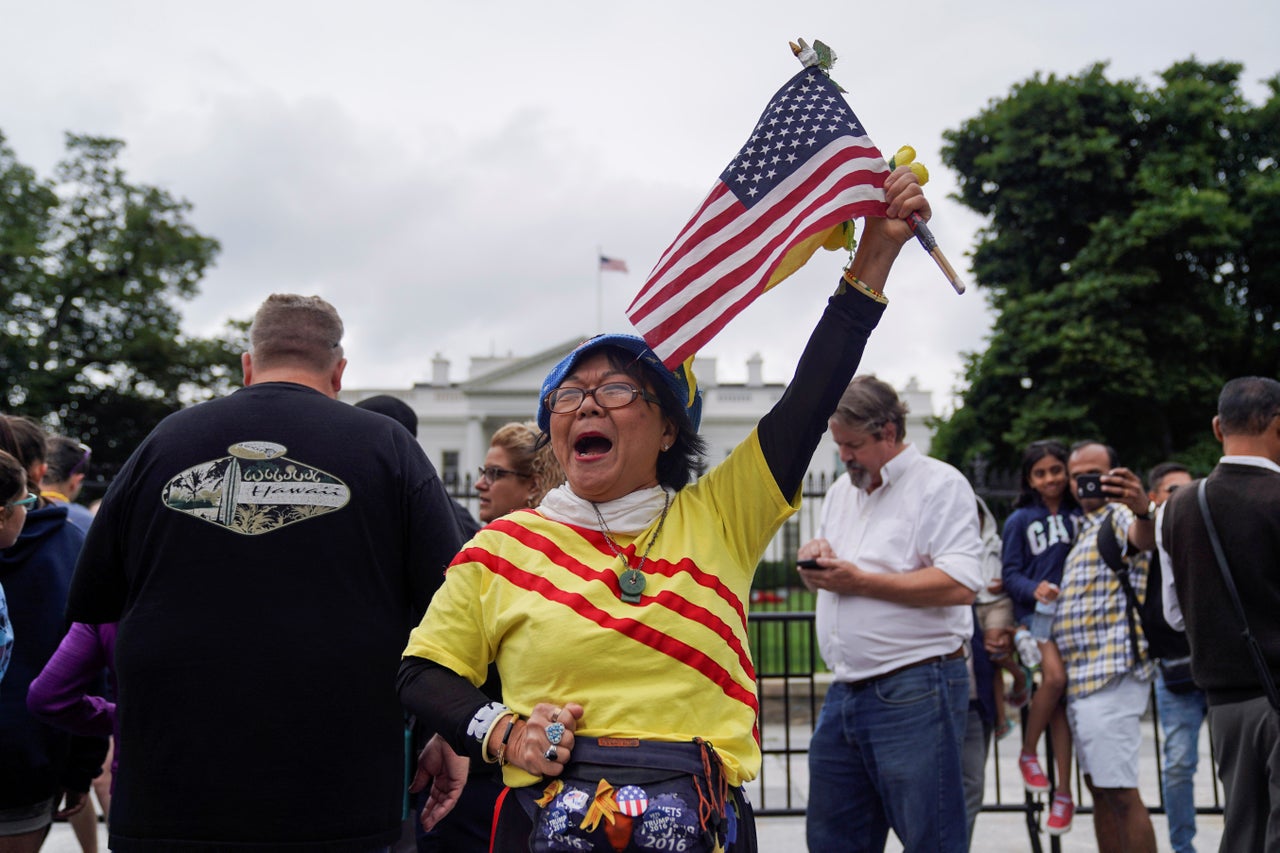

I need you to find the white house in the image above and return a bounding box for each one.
[339,341,937,490]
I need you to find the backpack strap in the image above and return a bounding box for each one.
[1097,510,1145,665]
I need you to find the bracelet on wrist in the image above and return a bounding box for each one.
[495,715,518,766]
[841,269,889,305]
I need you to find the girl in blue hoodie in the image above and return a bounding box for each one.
[1001,440,1081,836]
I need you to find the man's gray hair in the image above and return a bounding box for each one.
[248,294,344,373]
[1218,376,1280,436]
[831,375,908,442]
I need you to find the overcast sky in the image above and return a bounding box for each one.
[3,1,1276,414]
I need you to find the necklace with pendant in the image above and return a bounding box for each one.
[591,492,671,604]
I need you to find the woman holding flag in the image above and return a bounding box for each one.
[397,165,930,852]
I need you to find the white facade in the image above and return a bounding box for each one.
[339,340,936,488]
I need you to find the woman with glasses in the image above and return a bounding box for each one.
[0,416,102,852]
[0,450,30,688]
[0,451,33,551]
[477,422,566,525]
[398,167,930,851]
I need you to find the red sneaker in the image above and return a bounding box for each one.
[1046,793,1074,835]
[1019,753,1050,793]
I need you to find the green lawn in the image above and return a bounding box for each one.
[747,599,827,676]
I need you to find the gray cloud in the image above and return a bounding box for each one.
[2,0,1275,412]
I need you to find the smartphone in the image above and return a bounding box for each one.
[1076,472,1104,500]
[797,558,827,570]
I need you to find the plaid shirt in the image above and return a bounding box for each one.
[1053,504,1155,699]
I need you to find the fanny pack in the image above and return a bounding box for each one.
[512,737,740,853]
[1157,656,1198,695]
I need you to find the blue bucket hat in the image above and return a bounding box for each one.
[536,334,703,434]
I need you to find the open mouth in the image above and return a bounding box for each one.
[574,434,613,458]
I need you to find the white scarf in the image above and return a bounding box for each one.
[538,483,670,535]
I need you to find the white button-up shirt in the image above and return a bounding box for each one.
[815,443,983,682]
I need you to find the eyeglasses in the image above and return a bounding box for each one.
[68,443,92,476]
[477,466,531,484]
[544,382,660,415]
[5,493,38,510]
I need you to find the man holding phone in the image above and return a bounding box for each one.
[1052,441,1158,853]
[797,375,983,853]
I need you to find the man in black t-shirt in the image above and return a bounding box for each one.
[67,294,467,853]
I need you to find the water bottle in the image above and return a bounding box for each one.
[1015,627,1042,669]
[1031,599,1058,643]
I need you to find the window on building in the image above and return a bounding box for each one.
[440,450,460,488]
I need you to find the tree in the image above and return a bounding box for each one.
[931,60,1280,478]
[0,131,244,479]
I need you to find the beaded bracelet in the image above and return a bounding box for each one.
[842,269,889,305]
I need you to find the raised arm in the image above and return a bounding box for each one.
[759,167,931,498]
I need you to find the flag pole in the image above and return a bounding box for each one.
[909,215,966,294]
[595,246,603,332]
[790,38,966,296]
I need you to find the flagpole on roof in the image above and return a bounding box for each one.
[595,245,603,333]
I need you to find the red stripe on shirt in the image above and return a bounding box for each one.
[470,519,760,716]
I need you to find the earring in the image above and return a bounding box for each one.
[661,443,670,452]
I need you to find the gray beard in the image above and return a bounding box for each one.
[847,466,873,491]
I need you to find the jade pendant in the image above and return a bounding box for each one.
[620,568,646,604]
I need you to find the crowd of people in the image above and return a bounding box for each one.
[0,164,1276,853]
[798,380,1280,853]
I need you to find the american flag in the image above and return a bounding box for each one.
[599,256,629,273]
[626,66,890,368]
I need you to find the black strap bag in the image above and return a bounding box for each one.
[1096,510,1147,667]
[1196,479,1280,713]
[1095,507,1203,686]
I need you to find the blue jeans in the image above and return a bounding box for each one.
[1155,674,1207,853]
[806,657,970,853]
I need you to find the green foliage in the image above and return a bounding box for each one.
[0,131,244,475]
[933,60,1280,477]
[748,614,826,676]
[751,559,794,591]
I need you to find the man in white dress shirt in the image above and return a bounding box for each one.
[799,375,983,853]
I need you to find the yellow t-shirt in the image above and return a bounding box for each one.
[403,428,796,787]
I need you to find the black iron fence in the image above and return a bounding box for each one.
[746,611,1225,852]
[446,474,1225,849]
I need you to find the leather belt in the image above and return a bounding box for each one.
[846,646,965,689]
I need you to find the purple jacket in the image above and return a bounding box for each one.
[27,622,119,777]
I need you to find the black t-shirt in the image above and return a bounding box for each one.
[67,382,466,852]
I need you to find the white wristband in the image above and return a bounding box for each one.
[466,701,510,745]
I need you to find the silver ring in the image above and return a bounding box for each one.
[551,707,563,722]
[546,722,565,745]
[543,745,559,761]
